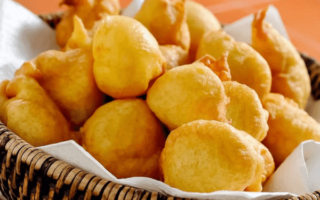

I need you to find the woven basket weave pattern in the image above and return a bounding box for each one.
[301,53,320,100]
[0,124,171,200]
[0,13,319,200]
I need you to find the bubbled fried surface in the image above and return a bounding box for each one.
[252,8,310,108]
[262,93,320,166]
[196,30,272,100]
[223,81,269,141]
[147,62,228,130]
[238,131,275,184]
[134,0,190,51]
[93,16,165,99]
[160,120,265,192]
[81,99,166,179]
[16,49,104,126]
[0,76,71,147]
[56,0,120,48]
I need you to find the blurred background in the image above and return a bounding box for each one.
[15,0,320,61]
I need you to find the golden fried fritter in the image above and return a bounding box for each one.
[0,76,71,147]
[16,49,103,126]
[252,8,310,108]
[135,0,190,51]
[185,0,221,61]
[147,60,228,130]
[93,16,165,98]
[223,81,269,141]
[56,0,120,48]
[262,93,320,166]
[196,30,272,100]
[238,131,275,185]
[81,99,165,179]
[160,120,265,192]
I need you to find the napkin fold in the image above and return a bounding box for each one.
[223,5,289,44]
[39,140,294,200]
[0,0,59,81]
[39,140,320,200]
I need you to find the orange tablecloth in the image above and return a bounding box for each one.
[15,0,320,61]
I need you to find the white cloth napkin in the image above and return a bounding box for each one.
[39,140,320,200]
[0,0,59,81]
[223,5,289,44]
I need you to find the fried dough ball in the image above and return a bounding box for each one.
[252,8,310,108]
[185,0,221,60]
[16,49,103,126]
[0,76,71,147]
[238,131,275,184]
[262,93,320,166]
[81,99,165,179]
[56,0,120,48]
[135,0,190,51]
[159,45,188,70]
[93,16,165,98]
[160,120,265,192]
[223,81,269,141]
[147,59,228,130]
[196,30,272,100]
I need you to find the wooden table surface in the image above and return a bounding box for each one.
[15,0,320,61]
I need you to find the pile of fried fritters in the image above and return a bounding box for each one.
[1,0,318,193]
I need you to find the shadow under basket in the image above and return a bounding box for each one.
[0,13,319,200]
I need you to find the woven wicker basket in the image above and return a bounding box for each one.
[0,12,319,200]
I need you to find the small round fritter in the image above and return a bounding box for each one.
[135,0,190,51]
[238,130,275,185]
[262,93,320,166]
[160,120,266,192]
[81,99,166,179]
[223,81,269,141]
[196,30,272,100]
[0,76,71,147]
[147,62,228,130]
[93,16,165,98]
[16,49,103,126]
[252,8,310,108]
[56,0,120,48]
